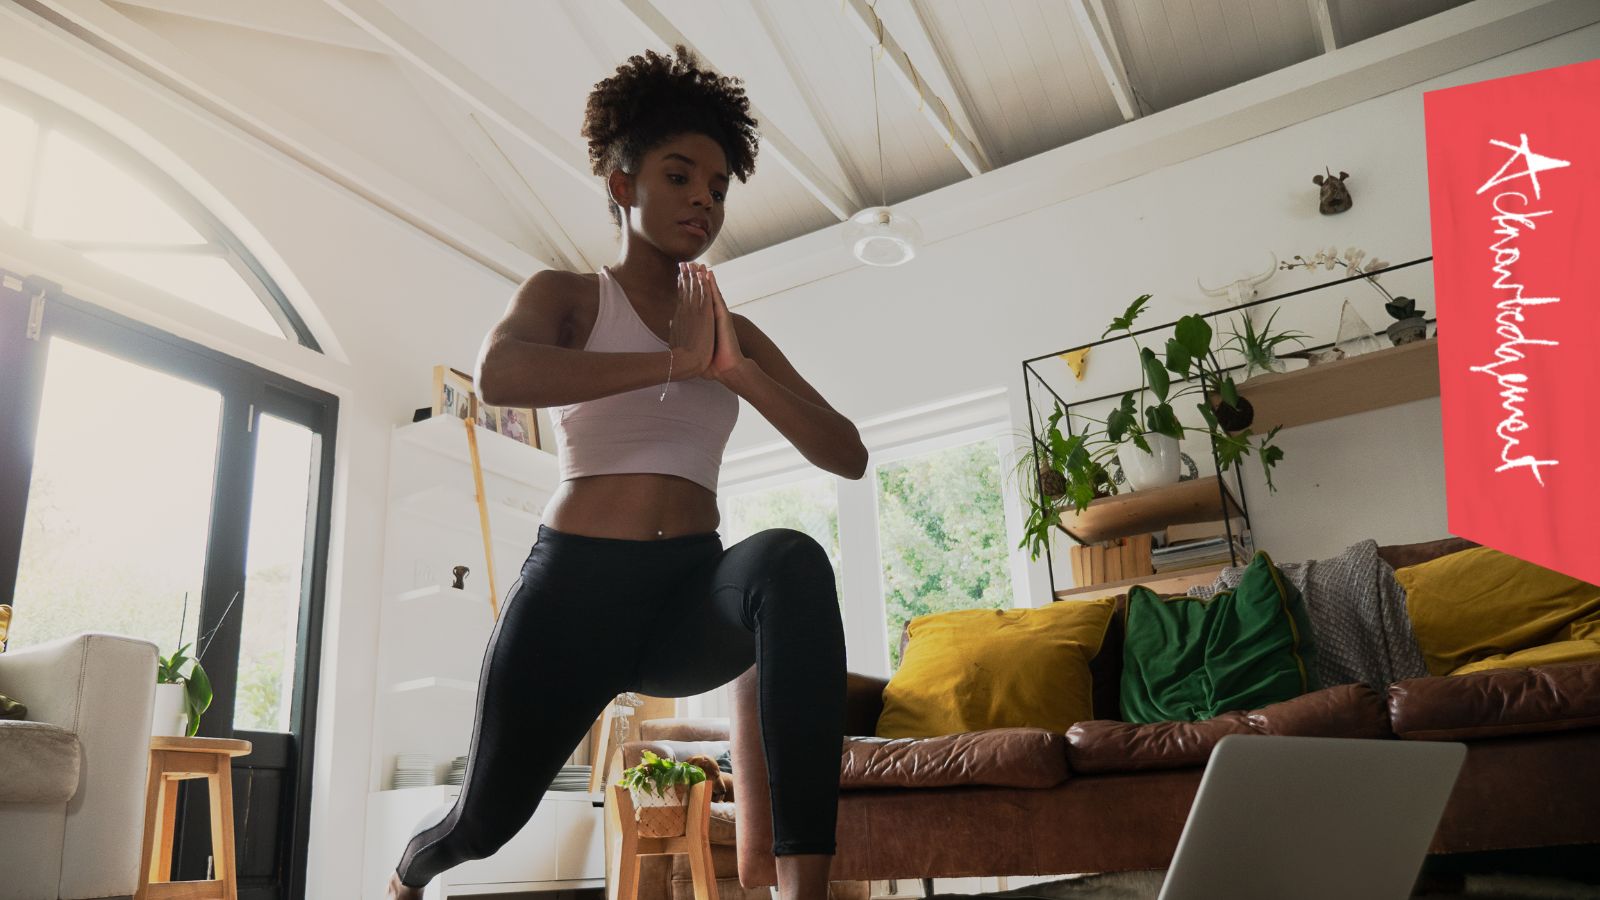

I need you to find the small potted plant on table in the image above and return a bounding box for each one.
[618,749,710,838]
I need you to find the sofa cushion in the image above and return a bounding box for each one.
[0,720,82,803]
[1397,545,1600,676]
[841,727,1069,790]
[1122,551,1317,723]
[1387,659,1600,741]
[876,598,1114,739]
[1066,682,1391,774]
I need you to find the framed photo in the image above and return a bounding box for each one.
[474,401,499,432]
[491,406,540,449]
[432,366,476,421]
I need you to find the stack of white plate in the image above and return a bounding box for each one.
[392,754,437,790]
[549,764,591,792]
[446,756,467,786]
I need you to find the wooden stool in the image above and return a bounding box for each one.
[611,781,719,900]
[136,735,253,900]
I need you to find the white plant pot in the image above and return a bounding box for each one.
[151,682,187,737]
[1121,434,1183,491]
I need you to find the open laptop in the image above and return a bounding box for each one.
[1157,734,1467,900]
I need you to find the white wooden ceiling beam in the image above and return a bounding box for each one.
[1309,0,1339,53]
[106,0,386,53]
[1069,0,1142,121]
[840,0,990,177]
[321,0,602,203]
[18,0,545,281]
[896,0,995,171]
[615,0,862,221]
[745,0,870,214]
[394,64,592,273]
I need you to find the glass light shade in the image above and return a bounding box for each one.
[844,206,921,267]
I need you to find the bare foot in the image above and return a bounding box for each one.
[387,871,423,900]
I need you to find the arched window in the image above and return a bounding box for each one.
[0,82,320,350]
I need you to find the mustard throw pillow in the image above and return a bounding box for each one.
[1396,547,1600,676]
[875,597,1115,739]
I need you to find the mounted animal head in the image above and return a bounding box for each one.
[1313,168,1352,214]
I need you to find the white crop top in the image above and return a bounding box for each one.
[547,266,740,493]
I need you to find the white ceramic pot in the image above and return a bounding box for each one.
[1121,433,1183,491]
[151,682,187,737]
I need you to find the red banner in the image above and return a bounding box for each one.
[1424,58,1600,585]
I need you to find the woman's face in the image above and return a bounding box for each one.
[615,132,729,261]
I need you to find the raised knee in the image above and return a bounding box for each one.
[756,528,832,577]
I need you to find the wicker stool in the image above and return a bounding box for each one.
[613,780,719,900]
[135,735,252,900]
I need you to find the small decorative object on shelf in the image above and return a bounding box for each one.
[1333,299,1385,358]
[1382,295,1430,346]
[1313,167,1352,214]
[1221,307,1312,381]
[618,750,708,838]
[1196,252,1278,312]
[451,565,469,590]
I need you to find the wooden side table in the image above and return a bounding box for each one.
[611,781,718,900]
[136,735,253,900]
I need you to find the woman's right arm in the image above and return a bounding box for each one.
[474,268,713,409]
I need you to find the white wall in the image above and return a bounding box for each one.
[2,11,1596,899]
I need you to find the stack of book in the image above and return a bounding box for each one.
[1069,533,1154,586]
[1152,519,1254,572]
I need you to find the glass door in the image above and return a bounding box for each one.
[0,274,335,899]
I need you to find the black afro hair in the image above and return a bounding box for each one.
[582,44,759,230]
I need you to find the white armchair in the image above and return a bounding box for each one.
[0,632,158,900]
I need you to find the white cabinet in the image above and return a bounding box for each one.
[363,786,606,899]
[364,416,603,898]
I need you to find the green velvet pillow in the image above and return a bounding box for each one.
[1120,551,1316,723]
[0,692,24,721]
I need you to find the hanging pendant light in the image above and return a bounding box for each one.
[845,11,921,267]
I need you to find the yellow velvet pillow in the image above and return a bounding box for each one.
[1395,547,1600,676]
[875,597,1115,739]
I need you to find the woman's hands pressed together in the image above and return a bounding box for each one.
[673,261,747,383]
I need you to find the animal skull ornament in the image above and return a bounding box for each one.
[1314,167,1352,214]
[1197,252,1278,312]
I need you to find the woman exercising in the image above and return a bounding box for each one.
[387,44,866,900]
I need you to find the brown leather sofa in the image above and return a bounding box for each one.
[605,717,872,900]
[726,536,1600,888]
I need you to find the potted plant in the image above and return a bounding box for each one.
[152,590,236,737]
[1014,295,1286,561]
[618,749,709,838]
[1382,295,1429,345]
[1219,307,1312,381]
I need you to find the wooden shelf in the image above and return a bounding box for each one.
[1059,475,1244,545]
[394,415,561,490]
[1054,564,1227,601]
[1219,338,1439,433]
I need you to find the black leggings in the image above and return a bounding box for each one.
[395,524,848,888]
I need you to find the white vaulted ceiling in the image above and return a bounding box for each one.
[9,0,1533,289]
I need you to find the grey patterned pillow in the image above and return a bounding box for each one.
[1190,538,1427,689]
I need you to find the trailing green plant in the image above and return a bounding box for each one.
[619,749,708,799]
[1014,295,1288,561]
[1220,307,1312,379]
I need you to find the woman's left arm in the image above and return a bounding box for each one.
[719,318,868,479]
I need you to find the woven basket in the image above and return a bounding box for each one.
[629,782,690,838]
